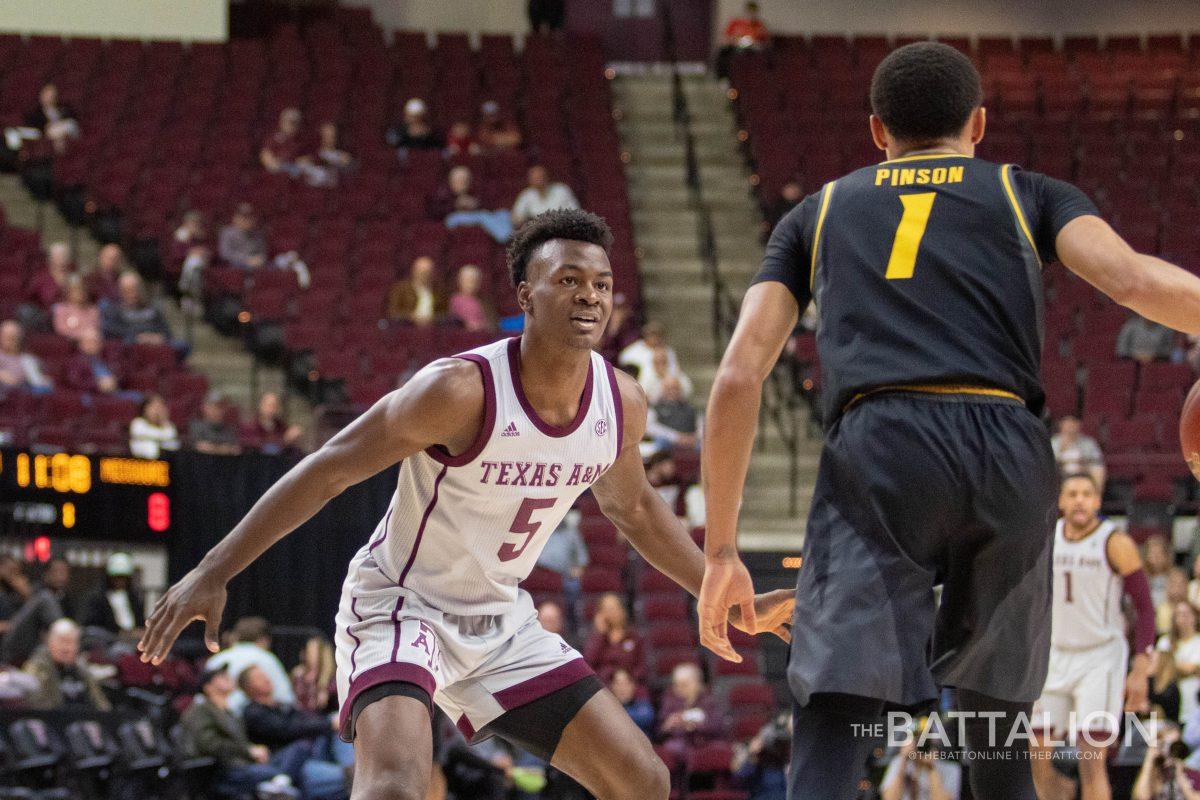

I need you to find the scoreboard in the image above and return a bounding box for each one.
[0,449,172,541]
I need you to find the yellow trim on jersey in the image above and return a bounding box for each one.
[1000,164,1042,265]
[880,153,970,165]
[845,383,1023,412]
[809,181,836,290]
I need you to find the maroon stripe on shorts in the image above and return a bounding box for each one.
[389,596,406,663]
[337,661,437,739]
[493,657,594,712]
[397,463,448,587]
[366,504,395,556]
[456,715,476,740]
[347,596,363,682]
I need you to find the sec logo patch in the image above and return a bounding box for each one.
[594,419,609,436]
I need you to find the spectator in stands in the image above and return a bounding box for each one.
[1159,601,1200,721]
[190,390,242,455]
[1050,415,1106,488]
[0,556,32,634]
[715,2,770,78]
[880,736,961,800]
[444,120,479,157]
[1,557,72,665]
[609,667,654,738]
[291,635,335,714]
[219,203,269,271]
[173,211,211,309]
[0,320,53,395]
[129,394,180,459]
[599,292,639,363]
[23,618,110,711]
[646,449,681,509]
[102,271,174,346]
[647,375,701,450]
[583,592,645,681]
[1118,312,1176,363]
[306,121,355,187]
[475,100,522,153]
[448,264,493,332]
[206,616,296,714]
[26,241,74,308]
[260,107,309,177]
[511,165,580,228]
[52,275,100,342]
[1147,535,1174,610]
[1132,722,1200,800]
[528,0,565,33]
[619,320,680,381]
[640,346,694,405]
[182,664,300,800]
[657,662,724,757]
[1150,648,1181,723]
[428,165,513,243]
[733,714,791,800]
[78,552,144,636]
[1163,568,1191,635]
[85,243,126,304]
[536,600,567,637]
[536,509,587,614]
[25,84,79,154]
[66,329,136,399]
[766,180,802,231]
[387,255,445,326]
[386,97,444,156]
[241,392,303,454]
[240,665,353,799]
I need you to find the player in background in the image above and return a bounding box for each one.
[137,210,793,800]
[696,42,1200,800]
[1030,474,1153,800]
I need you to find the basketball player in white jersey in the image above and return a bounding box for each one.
[1030,473,1154,800]
[137,209,794,800]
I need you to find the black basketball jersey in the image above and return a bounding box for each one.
[753,154,1097,424]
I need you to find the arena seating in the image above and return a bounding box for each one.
[730,34,1200,512]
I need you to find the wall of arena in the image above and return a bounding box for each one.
[0,0,227,40]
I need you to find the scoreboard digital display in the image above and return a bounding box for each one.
[0,449,172,541]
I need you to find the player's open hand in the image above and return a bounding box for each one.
[138,567,227,665]
[730,589,794,644]
[698,556,757,663]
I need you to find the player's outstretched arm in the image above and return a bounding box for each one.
[137,359,484,664]
[1057,215,1200,334]
[590,370,793,662]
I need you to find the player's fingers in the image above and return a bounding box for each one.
[204,604,223,654]
[772,624,791,644]
[702,609,741,663]
[144,609,183,664]
[150,613,191,665]
[737,599,757,635]
[138,606,168,659]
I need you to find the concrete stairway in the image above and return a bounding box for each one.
[613,73,822,550]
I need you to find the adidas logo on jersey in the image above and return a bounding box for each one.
[501,421,520,437]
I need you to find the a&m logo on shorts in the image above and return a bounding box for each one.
[594,419,608,436]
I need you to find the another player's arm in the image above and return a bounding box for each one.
[589,370,793,661]
[1108,531,1154,712]
[137,359,485,664]
[1056,215,1200,334]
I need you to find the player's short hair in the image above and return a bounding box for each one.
[870,42,983,143]
[506,208,613,287]
[1061,472,1099,491]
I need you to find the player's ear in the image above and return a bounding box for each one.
[969,106,986,145]
[517,281,533,314]
[868,115,889,152]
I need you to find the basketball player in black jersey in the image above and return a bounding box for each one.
[698,43,1200,799]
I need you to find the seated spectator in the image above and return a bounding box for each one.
[386,97,444,154]
[1,557,73,665]
[52,275,100,342]
[647,375,700,449]
[1163,568,1191,635]
[1150,648,1181,723]
[290,635,335,714]
[599,292,639,363]
[387,256,446,326]
[27,241,74,308]
[0,320,53,395]
[130,394,180,459]
[241,392,303,454]
[78,552,144,636]
[536,509,587,605]
[219,202,269,270]
[101,272,175,345]
[260,107,309,177]
[715,2,770,79]
[84,243,126,304]
[66,329,137,398]
[190,390,242,455]
[305,121,355,187]
[609,667,654,738]
[476,100,522,152]
[1159,601,1200,721]
[583,592,645,681]
[427,166,513,243]
[448,264,493,332]
[444,120,478,157]
[241,666,352,796]
[511,166,580,228]
[640,346,694,405]
[0,556,32,634]
[1147,535,1173,611]
[537,600,568,637]
[173,211,212,305]
[1132,722,1200,800]
[182,664,300,800]
[1050,416,1105,487]
[25,84,79,154]
[766,180,802,231]
[205,616,297,713]
[880,736,961,800]
[24,618,110,711]
[657,662,724,757]
[619,321,680,381]
[1117,313,1176,363]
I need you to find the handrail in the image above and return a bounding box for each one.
[659,5,803,516]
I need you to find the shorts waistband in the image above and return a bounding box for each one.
[844,384,1025,413]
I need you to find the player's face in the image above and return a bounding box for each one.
[520,240,614,350]
[1058,477,1100,529]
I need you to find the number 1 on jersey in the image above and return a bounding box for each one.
[885,192,936,280]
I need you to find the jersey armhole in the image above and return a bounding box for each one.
[603,360,625,458]
[1103,526,1128,576]
[424,354,496,467]
[999,164,1043,266]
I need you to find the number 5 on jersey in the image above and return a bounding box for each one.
[885,192,936,280]
[498,497,556,562]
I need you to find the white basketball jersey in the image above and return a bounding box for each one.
[1050,518,1124,651]
[348,337,622,616]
